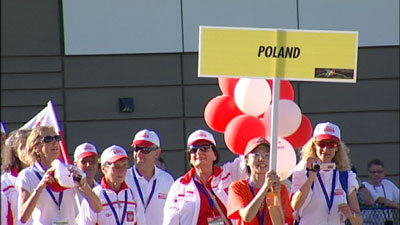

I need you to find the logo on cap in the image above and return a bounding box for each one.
[324,126,335,133]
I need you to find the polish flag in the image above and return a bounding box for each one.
[20,101,71,164]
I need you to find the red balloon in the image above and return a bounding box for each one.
[285,115,312,149]
[218,78,240,96]
[266,80,295,100]
[204,95,242,133]
[224,115,266,155]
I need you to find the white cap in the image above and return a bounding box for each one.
[74,142,98,160]
[131,129,160,147]
[187,129,216,146]
[1,121,6,134]
[101,145,128,165]
[313,122,341,143]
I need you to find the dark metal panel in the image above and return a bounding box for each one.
[299,79,399,113]
[182,53,216,85]
[65,87,183,120]
[1,105,64,124]
[65,119,184,153]
[1,73,62,90]
[64,55,182,88]
[308,111,399,144]
[1,90,63,106]
[0,0,61,56]
[183,85,220,117]
[1,57,62,73]
[348,143,399,183]
[358,47,400,79]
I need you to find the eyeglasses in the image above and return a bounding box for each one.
[188,144,213,154]
[369,170,384,174]
[249,152,269,159]
[133,146,158,154]
[105,162,129,170]
[316,141,338,149]
[41,135,62,143]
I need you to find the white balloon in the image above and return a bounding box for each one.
[263,99,302,137]
[234,78,271,116]
[276,137,297,181]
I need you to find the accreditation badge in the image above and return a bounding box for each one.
[52,219,68,225]
[207,215,224,225]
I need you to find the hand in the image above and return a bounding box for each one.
[264,170,280,191]
[338,203,353,219]
[37,167,56,191]
[306,157,320,175]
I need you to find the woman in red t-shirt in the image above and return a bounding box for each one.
[227,137,294,225]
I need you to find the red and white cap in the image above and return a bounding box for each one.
[313,122,341,143]
[187,129,216,146]
[131,129,160,147]
[101,145,128,165]
[244,137,270,156]
[74,142,98,160]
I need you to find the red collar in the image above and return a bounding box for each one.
[180,165,222,185]
[101,177,129,194]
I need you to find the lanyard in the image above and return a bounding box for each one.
[317,169,337,213]
[193,177,215,211]
[248,180,265,225]
[102,190,128,225]
[33,164,63,210]
[132,167,157,211]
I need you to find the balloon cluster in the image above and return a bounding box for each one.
[204,78,313,180]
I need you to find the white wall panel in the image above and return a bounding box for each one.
[182,0,298,52]
[298,0,399,46]
[62,0,182,55]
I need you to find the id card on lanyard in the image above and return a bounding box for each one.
[193,177,227,225]
[132,167,157,212]
[317,170,337,214]
[102,190,128,225]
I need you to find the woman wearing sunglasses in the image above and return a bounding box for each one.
[290,122,363,225]
[15,126,102,225]
[163,129,248,225]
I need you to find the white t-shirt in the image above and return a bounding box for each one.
[362,179,400,203]
[291,161,359,225]
[1,191,8,225]
[15,163,78,225]
[125,166,174,225]
[2,171,32,225]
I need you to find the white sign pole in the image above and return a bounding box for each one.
[269,78,281,171]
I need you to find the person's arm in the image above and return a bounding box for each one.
[338,190,363,225]
[358,184,374,206]
[77,178,102,213]
[162,181,180,225]
[290,158,318,211]
[18,168,55,223]
[239,170,279,222]
[375,197,400,209]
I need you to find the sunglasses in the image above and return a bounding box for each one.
[42,135,62,143]
[133,146,158,154]
[188,144,213,154]
[316,141,338,149]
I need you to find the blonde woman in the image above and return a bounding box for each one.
[290,122,363,225]
[1,129,32,225]
[15,126,102,225]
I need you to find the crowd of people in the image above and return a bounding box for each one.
[0,121,399,225]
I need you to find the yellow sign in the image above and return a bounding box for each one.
[198,26,358,83]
